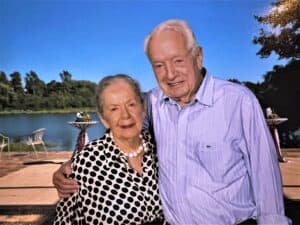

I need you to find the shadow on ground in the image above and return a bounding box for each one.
[1,198,298,225]
[23,161,63,165]
[284,197,300,224]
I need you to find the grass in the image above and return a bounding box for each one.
[1,142,59,152]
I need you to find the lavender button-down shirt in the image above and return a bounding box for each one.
[144,73,291,225]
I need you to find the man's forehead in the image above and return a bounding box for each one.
[151,29,186,43]
[148,30,188,58]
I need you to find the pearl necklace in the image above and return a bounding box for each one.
[110,133,145,158]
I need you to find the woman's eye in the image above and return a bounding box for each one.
[110,108,117,112]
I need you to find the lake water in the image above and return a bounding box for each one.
[0,113,105,151]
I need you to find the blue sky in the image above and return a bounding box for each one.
[0,0,286,91]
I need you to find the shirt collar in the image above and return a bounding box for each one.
[159,70,215,107]
[194,71,214,106]
[105,130,152,161]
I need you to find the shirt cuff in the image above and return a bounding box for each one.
[257,214,292,225]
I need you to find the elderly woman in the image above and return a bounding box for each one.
[54,74,164,225]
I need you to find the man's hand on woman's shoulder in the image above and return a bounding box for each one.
[52,160,79,198]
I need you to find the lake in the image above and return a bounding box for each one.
[0,113,105,151]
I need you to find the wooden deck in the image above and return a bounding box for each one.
[0,150,299,224]
[280,150,300,224]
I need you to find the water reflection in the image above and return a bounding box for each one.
[0,113,105,150]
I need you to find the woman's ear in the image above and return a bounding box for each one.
[97,112,110,129]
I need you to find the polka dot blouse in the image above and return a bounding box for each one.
[54,130,163,225]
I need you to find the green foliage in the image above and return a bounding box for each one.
[243,81,265,104]
[0,83,12,110]
[240,60,300,147]
[25,71,46,96]
[251,0,300,147]
[0,70,97,111]
[228,78,242,84]
[260,60,300,130]
[60,70,72,83]
[0,71,9,84]
[253,0,300,60]
[10,72,24,94]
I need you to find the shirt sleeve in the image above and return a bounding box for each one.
[240,93,291,225]
[54,151,88,224]
[54,192,84,225]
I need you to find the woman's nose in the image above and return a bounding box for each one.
[120,107,130,119]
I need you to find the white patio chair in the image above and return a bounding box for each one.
[0,133,10,158]
[25,128,47,157]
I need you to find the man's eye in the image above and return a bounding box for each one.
[110,108,117,112]
[128,101,138,108]
[154,64,163,69]
[175,59,184,64]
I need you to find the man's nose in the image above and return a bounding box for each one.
[166,63,176,80]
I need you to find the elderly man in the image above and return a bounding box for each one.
[53,19,291,225]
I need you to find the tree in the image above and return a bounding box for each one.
[0,71,9,84]
[228,78,242,84]
[59,70,73,93]
[253,0,300,147]
[243,81,265,106]
[261,60,300,147]
[25,71,46,96]
[1,70,97,111]
[10,72,23,93]
[60,70,72,83]
[0,83,12,110]
[253,0,300,60]
[46,80,62,94]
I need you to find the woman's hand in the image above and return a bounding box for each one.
[52,160,79,198]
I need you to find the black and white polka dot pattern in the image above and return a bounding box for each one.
[54,130,163,225]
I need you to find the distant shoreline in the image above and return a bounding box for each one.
[0,108,96,115]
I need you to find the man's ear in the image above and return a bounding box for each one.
[195,47,203,69]
[97,112,110,129]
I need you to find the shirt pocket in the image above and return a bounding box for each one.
[194,141,233,183]
[197,142,217,151]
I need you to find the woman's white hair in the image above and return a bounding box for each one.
[144,19,201,57]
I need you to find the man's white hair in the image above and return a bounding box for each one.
[144,19,201,57]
